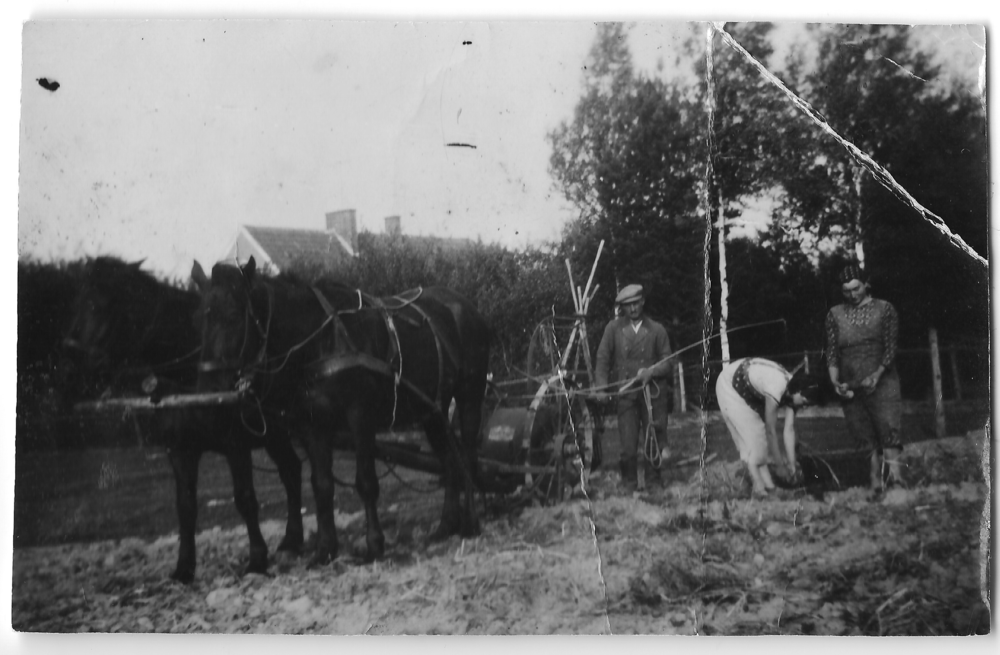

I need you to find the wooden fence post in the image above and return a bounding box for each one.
[675,362,687,415]
[948,347,963,401]
[929,327,946,439]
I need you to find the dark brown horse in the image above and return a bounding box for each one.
[193,256,490,563]
[61,257,304,582]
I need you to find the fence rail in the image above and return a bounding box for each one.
[670,343,989,436]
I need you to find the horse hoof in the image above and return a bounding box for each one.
[308,550,337,568]
[429,522,459,542]
[245,560,269,576]
[277,535,304,554]
[170,568,195,584]
[346,534,384,561]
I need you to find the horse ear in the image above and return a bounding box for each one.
[244,256,256,281]
[191,261,209,293]
[129,259,145,270]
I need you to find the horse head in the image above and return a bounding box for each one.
[59,257,152,399]
[196,256,270,395]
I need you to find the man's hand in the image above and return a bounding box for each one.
[860,371,881,393]
[832,381,854,399]
[637,367,653,385]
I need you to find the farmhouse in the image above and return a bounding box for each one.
[223,210,475,273]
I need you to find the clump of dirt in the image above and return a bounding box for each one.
[10,435,990,634]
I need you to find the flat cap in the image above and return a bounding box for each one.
[615,284,644,304]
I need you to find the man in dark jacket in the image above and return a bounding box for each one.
[595,284,674,488]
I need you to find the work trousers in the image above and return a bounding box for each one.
[842,368,903,452]
[616,385,669,468]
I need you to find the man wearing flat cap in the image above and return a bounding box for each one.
[595,284,674,489]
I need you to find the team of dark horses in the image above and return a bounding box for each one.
[61,256,489,582]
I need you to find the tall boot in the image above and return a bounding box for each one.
[619,458,637,491]
[884,447,904,487]
[870,450,884,493]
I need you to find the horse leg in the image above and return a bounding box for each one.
[423,413,463,540]
[167,448,200,583]
[264,440,304,554]
[305,435,339,566]
[224,447,269,575]
[350,411,385,560]
[454,398,483,537]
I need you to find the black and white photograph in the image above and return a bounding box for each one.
[5,2,994,642]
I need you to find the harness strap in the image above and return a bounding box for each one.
[409,304,462,372]
[312,285,404,426]
[311,286,359,354]
[311,352,395,381]
[310,352,447,421]
[303,292,479,496]
[377,287,424,312]
[405,303,448,409]
[642,384,663,469]
[309,285,461,420]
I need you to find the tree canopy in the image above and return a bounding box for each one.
[547,22,988,396]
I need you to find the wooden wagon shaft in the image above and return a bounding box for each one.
[478,457,558,476]
[375,442,443,476]
[74,391,243,413]
[373,445,557,479]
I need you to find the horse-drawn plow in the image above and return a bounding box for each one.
[74,247,609,507]
[74,305,602,506]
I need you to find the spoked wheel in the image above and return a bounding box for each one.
[525,317,561,379]
[525,374,597,500]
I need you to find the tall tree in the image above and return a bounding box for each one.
[770,24,988,352]
[696,23,811,362]
[548,23,706,349]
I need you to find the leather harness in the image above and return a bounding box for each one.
[309,286,456,414]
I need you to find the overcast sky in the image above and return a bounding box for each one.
[16,18,985,279]
[18,20,603,277]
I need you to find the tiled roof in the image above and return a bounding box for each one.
[405,234,476,253]
[243,226,353,271]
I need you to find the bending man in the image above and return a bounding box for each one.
[716,357,821,496]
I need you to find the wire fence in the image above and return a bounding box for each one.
[671,345,989,414]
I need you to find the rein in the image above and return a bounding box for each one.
[198,281,454,441]
[310,286,455,417]
[198,284,274,376]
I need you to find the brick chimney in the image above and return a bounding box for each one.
[325,209,357,253]
[384,215,401,235]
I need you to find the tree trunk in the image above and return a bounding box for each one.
[929,327,946,439]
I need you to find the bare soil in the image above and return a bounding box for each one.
[11,428,991,635]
